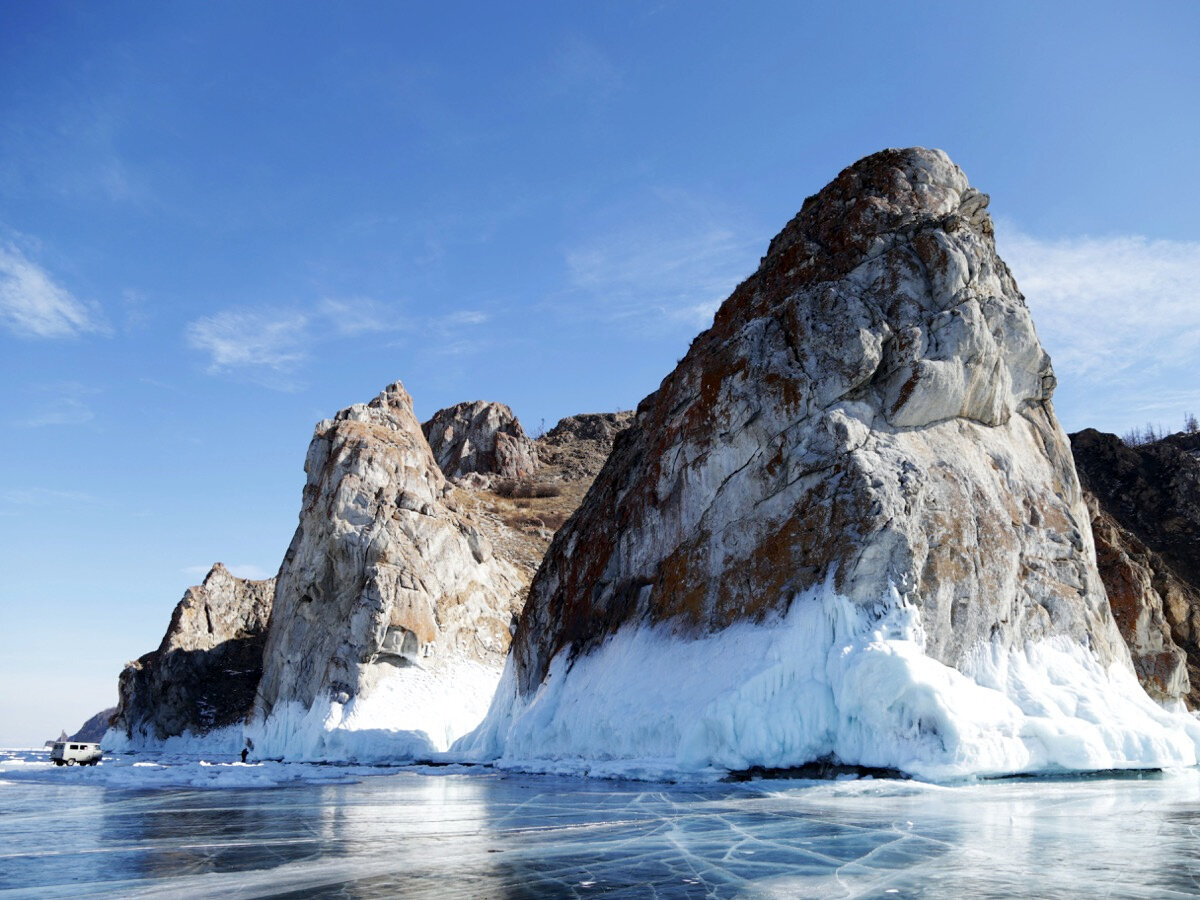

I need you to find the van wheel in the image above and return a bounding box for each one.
[54,760,63,767]
[66,759,75,766]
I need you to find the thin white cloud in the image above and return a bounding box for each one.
[16,396,95,428]
[548,37,623,102]
[563,195,760,331]
[11,381,101,429]
[3,487,102,505]
[1000,228,1200,378]
[186,297,496,385]
[187,299,413,383]
[0,243,108,339]
[319,297,405,337]
[998,225,1200,431]
[438,309,489,328]
[186,309,310,373]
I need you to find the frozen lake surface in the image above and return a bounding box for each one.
[4,749,1200,898]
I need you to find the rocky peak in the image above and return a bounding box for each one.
[510,147,1103,695]
[111,563,275,743]
[535,411,634,482]
[466,147,1156,781]
[422,400,538,482]
[542,411,634,445]
[159,562,274,654]
[251,381,526,755]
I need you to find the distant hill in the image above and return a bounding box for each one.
[70,707,117,742]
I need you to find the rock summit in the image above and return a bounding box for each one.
[462,147,1200,779]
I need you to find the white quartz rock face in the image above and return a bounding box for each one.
[463,147,1177,779]
[422,400,538,482]
[252,382,525,759]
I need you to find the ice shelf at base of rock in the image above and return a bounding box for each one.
[456,579,1200,781]
[103,660,504,764]
[246,659,503,763]
[102,724,246,756]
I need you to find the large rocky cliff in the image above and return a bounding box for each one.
[248,382,528,759]
[110,563,274,744]
[1073,428,1200,706]
[462,148,1200,779]
[104,391,631,758]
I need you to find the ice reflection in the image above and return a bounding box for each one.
[4,758,1200,897]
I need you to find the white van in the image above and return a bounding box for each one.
[50,742,102,766]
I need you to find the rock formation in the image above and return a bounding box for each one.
[110,563,274,744]
[70,707,117,742]
[423,400,538,482]
[536,412,635,482]
[462,147,1200,779]
[448,409,635,587]
[249,382,526,760]
[104,387,627,758]
[1073,428,1200,706]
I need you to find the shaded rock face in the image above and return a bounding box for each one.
[112,564,274,741]
[1073,429,1200,706]
[422,401,538,482]
[511,147,1125,696]
[70,707,117,743]
[536,412,635,482]
[1086,496,1191,703]
[254,383,525,719]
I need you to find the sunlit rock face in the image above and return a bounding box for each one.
[251,383,525,755]
[457,148,1170,778]
[112,563,274,742]
[422,400,538,482]
[511,147,1125,693]
[1073,428,1200,707]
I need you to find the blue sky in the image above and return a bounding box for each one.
[2,1,1199,745]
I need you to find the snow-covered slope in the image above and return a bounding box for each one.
[457,147,1200,779]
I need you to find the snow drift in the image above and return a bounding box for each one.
[458,577,1200,781]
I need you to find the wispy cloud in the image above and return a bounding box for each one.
[11,381,101,429]
[186,297,487,387]
[437,309,489,328]
[186,308,310,373]
[548,37,623,102]
[563,192,760,331]
[0,243,108,339]
[16,396,95,428]
[2,487,102,506]
[319,297,405,336]
[998,225,1200,430]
